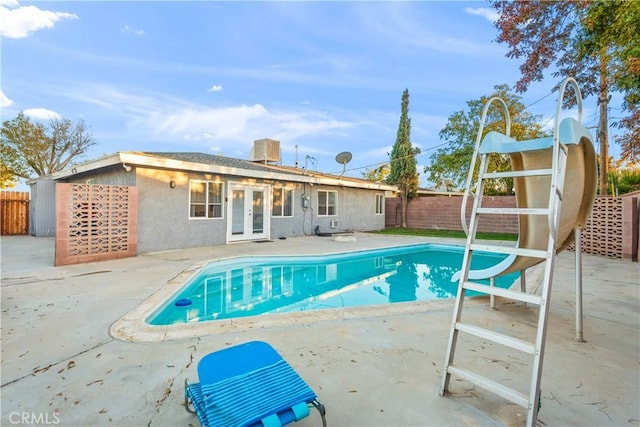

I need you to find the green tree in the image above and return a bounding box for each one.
[579,1,640,164]
[425,84,546,194]
[1,112,97,188]
[609,166,640,196]
[490,0,640,194]
[387,88,420,228]
[362,164,390,182]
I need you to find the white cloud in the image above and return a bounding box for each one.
[157,104,269,142]
[147,104,356,153]
[55,83,364,158]
[0,2,78,39]
[23,108,61,120]
[121,25,144,36]
[0,90,14,108]
[464,7,499,23]
[208,84,223,92]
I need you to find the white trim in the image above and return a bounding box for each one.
[188,179,224,220]
[272,186,295,218]
[317,189,338,217]
[226,181,271,243]
[375,193,384,215]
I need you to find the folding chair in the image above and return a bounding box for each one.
[185,340,327,427]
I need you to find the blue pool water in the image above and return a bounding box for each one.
[148,244,519,325]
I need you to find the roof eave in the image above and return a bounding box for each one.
[48,151,398,191]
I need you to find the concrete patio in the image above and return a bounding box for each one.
[1,233,638,426]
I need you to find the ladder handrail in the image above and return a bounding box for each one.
[460,96,511,236]
[548,77,583,239]
[442,78,588,427]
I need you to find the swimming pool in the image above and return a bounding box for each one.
[148,244,518,326]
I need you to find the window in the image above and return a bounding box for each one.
[375,194,384,215]
[272,187,293,217]
[189,180,223,218]
[318,190,337,216]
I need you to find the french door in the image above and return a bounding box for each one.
[227,182,270,242]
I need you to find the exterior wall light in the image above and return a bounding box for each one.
[169,180,176,189]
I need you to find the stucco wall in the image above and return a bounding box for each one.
[270,186,385,237]
[135,168,228,253]
[66,168,136,186]
[58,165,387,254]
[311,186,386,234]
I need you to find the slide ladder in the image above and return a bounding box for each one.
[439,77,590,427]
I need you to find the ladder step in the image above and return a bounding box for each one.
[468,244,548,258]
[446,365,530,408]
[463,281,542,305]
[476,207,548,215]
[455,323,536,354]
[483,168,553,179]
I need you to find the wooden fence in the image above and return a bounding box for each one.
[1,191,30,235]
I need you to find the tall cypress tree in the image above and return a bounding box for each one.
[387,88,420,228]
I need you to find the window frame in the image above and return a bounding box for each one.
[375,193,384,215]
[272,186,294,218]
[189,179,224,219]
[317,190,338,216]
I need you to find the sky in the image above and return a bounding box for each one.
[0,0,621,191]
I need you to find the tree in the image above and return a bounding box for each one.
[490,0,640,195]
[1,112,97,188]
[387,89,420,228]
[579,1,640,164]
[426,84,547,194]
[362,164,390,182]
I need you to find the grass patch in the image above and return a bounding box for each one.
[372,227,518,241]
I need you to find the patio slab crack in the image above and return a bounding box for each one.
[1,338,115,388]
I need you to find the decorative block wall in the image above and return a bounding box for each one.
[55,183,138,266]
[572,197,623,259]
[569,195,638,261]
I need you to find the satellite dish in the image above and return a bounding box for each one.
[335,151,352,176]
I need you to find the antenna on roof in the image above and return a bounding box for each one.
[305,155,317,170]
[335,151,352,177]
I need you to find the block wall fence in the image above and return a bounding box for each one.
[385,195,639,261]
[55,183,138,266]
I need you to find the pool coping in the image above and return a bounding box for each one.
[110,242,508,342]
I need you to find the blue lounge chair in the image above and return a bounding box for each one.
[185,341,327,427]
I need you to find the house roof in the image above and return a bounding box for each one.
[49,151,397,192]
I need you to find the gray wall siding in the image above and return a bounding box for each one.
[135,169,227,253]
[270,190,309,238]
[47,164,387,254]
[66,168,136,186]
[269,186,385,238]
[29,178,56,236]
[312,186,385,234]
